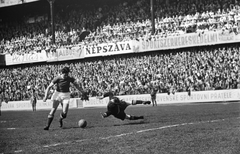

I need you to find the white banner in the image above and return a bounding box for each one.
[1,89,240,111]
[83,89,240,108]
[1,99,78,111]
[156,89,240,104]
[5,50,47,65]
[46,46,84,62]
[0,0,39,8]
[135,31,240,52]
[84,41,134,58]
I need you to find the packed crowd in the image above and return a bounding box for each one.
[1,0,240,55]
[0,44,239,101]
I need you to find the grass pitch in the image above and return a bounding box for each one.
[1,102,240,154]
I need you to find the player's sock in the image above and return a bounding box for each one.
[188,89,191,96]
[59,112,67,128]
[44,116,53,130]
[59,118,63,128]
[129,116,144,120]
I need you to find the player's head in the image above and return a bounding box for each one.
[60,67,70,78]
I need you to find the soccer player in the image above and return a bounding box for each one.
[99,92,151,121]
[150,85,158,106]
[43,67,83,130]
[30,88,38,112]
[0,93,2,116]
[0,92,7,116]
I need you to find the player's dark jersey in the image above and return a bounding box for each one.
[52,76,75,92]
[106,96,128,119]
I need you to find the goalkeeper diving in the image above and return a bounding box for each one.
[98,92,151,121]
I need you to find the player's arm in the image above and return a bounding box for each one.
[101,100,117,118]
[101,111,112,118]
[43,82,54,102]
[97,92,113,100]
[72,81,84,93]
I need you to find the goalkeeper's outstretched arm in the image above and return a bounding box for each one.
[101,111,112,118]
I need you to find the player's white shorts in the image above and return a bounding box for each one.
[51,91,70,104]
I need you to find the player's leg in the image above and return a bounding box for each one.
[34,103,36,111]
[154,99,157,106]
[32,103,34,111]
[132,100,151,105]
[151,97,154,106]
[153,96,157,106]
[33,99,37,111]
[32,101,36,112]
[59,99,69,128]
[30,100,34,111]
[44,100,60,130]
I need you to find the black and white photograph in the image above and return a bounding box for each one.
[1,0,240,153]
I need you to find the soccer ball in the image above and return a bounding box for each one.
[78,119,87,128]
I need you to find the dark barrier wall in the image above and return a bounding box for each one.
[0,54,6,66]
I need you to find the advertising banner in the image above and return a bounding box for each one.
[1,89,240,111]
[46,46,84,62]
[82,89,240,108]
[83,41,135,58]
[0,0,39,8]
[57,46,84,61]
[5,50,47,65]
[1,99,77,111]
[136,31,240,52]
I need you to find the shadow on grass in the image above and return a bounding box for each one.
[62,126,94,130]
[113,120,149,126]
[61,121,148,129]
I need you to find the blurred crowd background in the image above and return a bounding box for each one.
[0,0,240,101]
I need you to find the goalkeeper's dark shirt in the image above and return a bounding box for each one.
[52,76,75,92]
[106,97,128,115]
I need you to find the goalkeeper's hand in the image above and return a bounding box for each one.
[100,112,107,118]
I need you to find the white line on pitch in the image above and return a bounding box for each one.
[14,150,22,153]
[7,128,16,130]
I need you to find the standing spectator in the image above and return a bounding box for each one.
[30,88,38,112]
[0,92,6,116]
[0,92,2,116]
[150,84,158,106]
